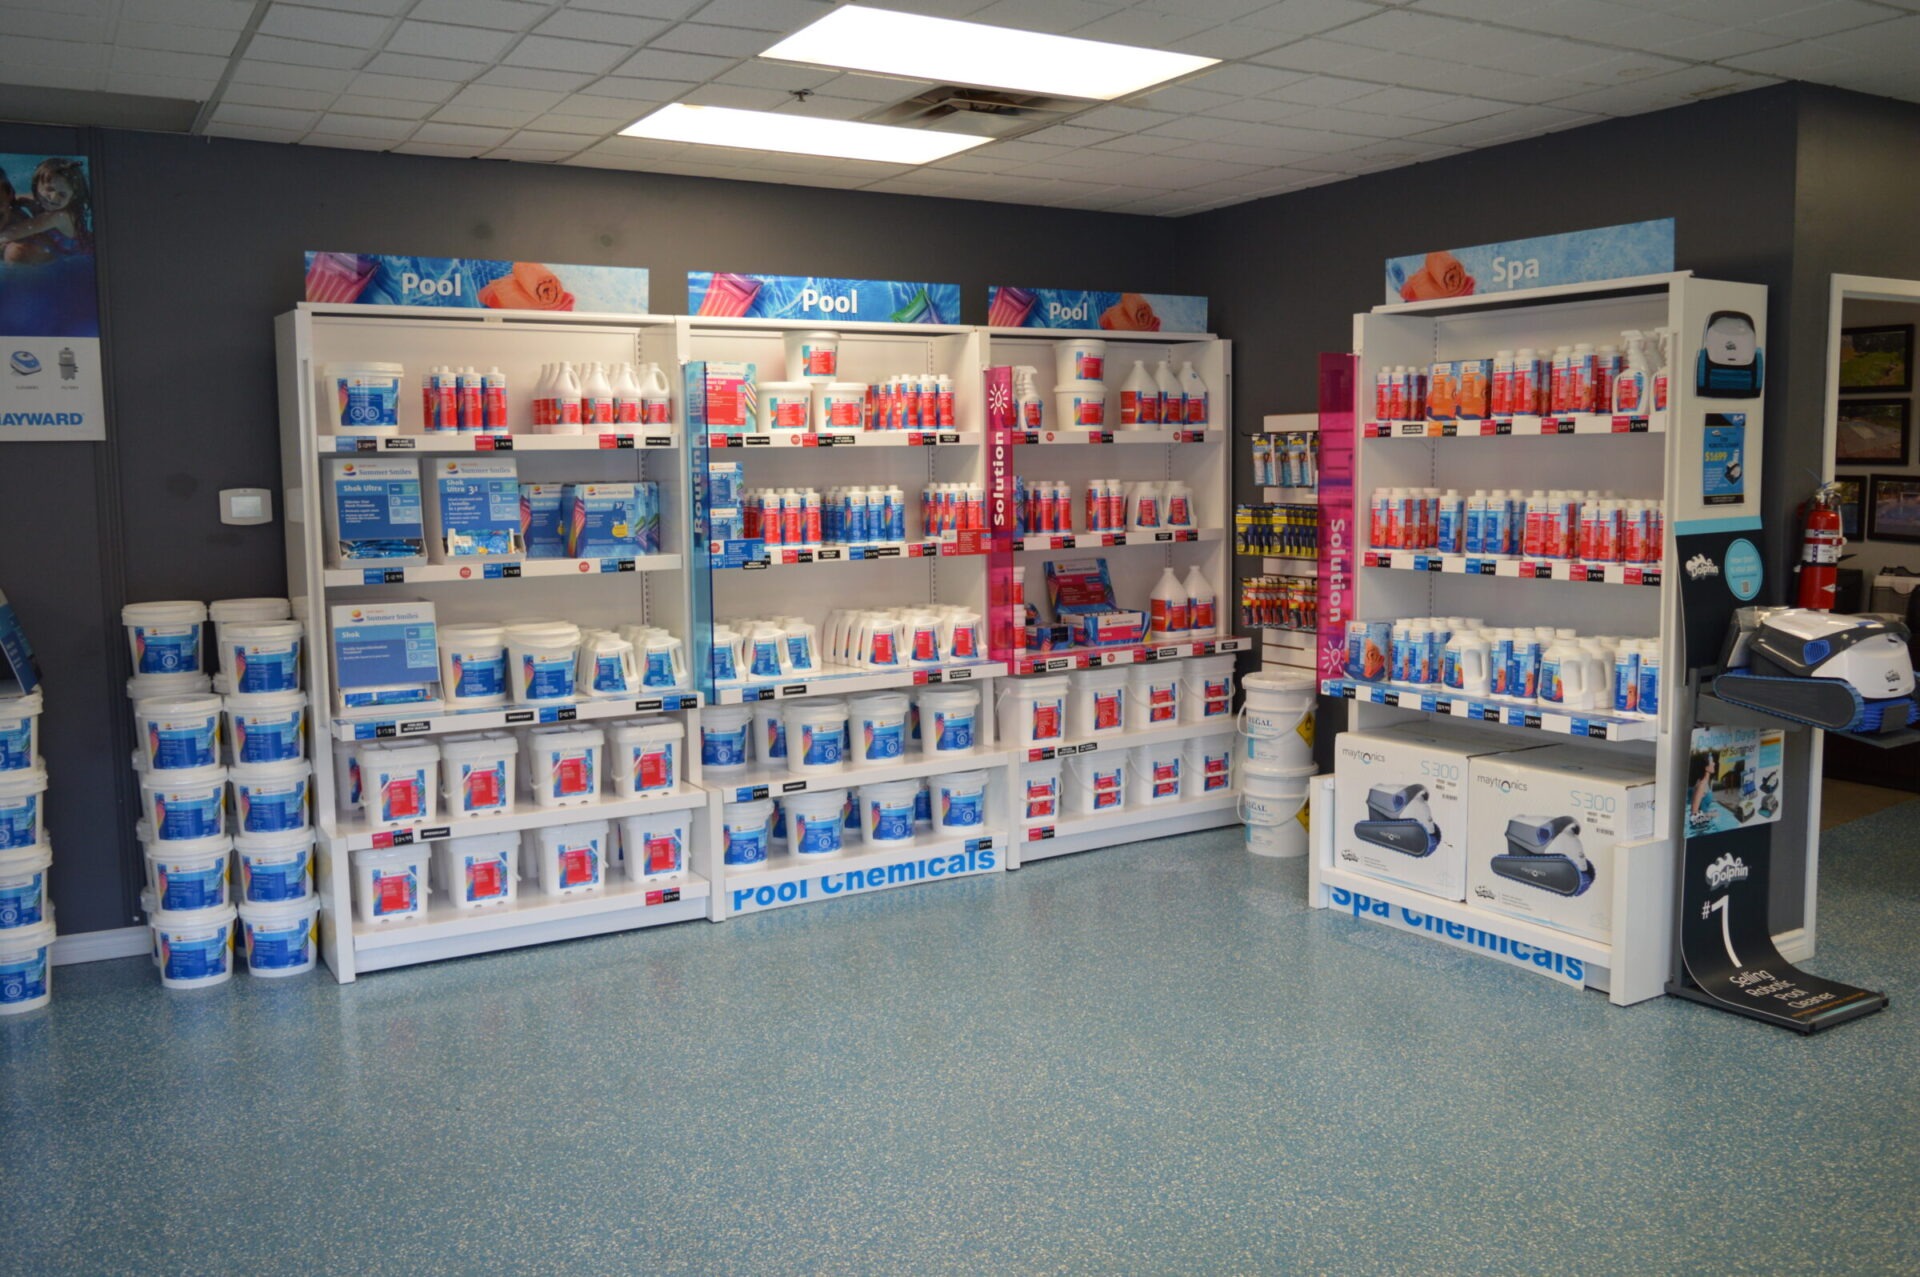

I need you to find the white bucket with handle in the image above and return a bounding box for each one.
[1237,670,1315,771]
[1240,763,1315,858]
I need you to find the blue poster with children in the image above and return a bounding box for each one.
[0,153,103,442]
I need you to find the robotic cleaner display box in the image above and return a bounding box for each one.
[1334,722,1532,901]
[1466,744,1657,943]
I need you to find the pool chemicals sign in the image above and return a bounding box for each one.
[1327,885,1586,987]
[986,287,1207,333]
[1384,218,1674,305]
[0,153,105,443]
[688,272,960,326]
[730,839,997,915]
[304,251,651,312]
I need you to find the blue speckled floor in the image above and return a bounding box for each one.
[6,801,1920,1275]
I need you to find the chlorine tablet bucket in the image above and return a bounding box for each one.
[127,671,211,705]
[1186,734,1234,795]
[144,894,236,989]
[1130,741,1184,806]
[1054,385,1106,429]
[0,690,43,772]
[1180,655,1237,725]
[528,821,607,897]
[221,618,304,695]
[438,622,510,709]
[752,702,788,765]
[762,380,815,432]
[1240,764,1316,858]
[121,600,207,677]
[138,694,222,771]
[1128,665,1182,728]
[225,691,307,765]
[859,779,920,845]
[0,768,48,850]
[145,835,231,911]
[525,726,603,809]
[234,828,314,904]
[139,763,227,841]
[351,845,427,924]
[1055,337,1107,385]
[506,622,581,704]
[701,707,753,773]
[1064,754,1125,817]
[785,700,849,774]
[618,812,689,881]
[232,760,312,835]
[997,677,1068,749]
[321,361,403,432]
[1068,668,1129,738]
[787,788,847,857]
[608,719,680,797]
[918,688,979,757]
[238,896,319,976]
[439,733,514,818]
[1021,759,1062,824]
[931,770,989,834]
[439,832,519,910]
[209,598,291,677]
[0,916,53,1014]
[849,693,910,767]
[722,797,774,866]
[785,329,840,381]
[0,843,51,928]
[1237,671,1316,772]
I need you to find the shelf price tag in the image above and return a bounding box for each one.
[1028,827,1054,842]
[645,888,681,905]
[1174,430,1206,442]
[363,568,404,585]
[598,434,635,449]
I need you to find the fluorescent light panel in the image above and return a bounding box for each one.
[761,5,1217,102]
[620,103,989,165]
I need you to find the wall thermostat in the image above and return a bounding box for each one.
[220,488,274,526]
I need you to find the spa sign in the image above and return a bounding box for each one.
[0,152,104,442]
[1384,219,1674,305]
[304,252,651,313]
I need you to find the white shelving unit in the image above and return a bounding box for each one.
[1307,271,1776,1006]
[278,303,709,982]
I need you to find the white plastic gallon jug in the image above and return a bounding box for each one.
[439,832,518,910]
[999,677,1068,749]
[849,693,911,767]
[234,829,314,904]
[238,896,319,976]
[618,812,689,881]
[918,688,979,758]
[440,733,515,818]
[1240,764,1315,858]
[1238,671,1315,771]
[787,788,847,857]
[609,719,680,796]
[351,845,428,924]
[1070,667,1129,738]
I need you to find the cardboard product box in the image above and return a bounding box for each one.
[425,458,523,562]
[329,600,440,712]
[1466,744,1657,943]
[1335,721,1537,901]
[562,482,660,558]
[520,483,568,559]
[686,361,757,433]
[324,458,424,567]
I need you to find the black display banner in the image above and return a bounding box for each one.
[1675,526,1759,672]
[1669,823,1886,1032]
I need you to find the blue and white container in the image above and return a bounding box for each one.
[506,622,581,705]
[858,779,919,845]
[225,691,307,765]
[144,892,236,990]
[0,768,47,850]
[351,845,427,925]
[0,916,54,1014]
[722,797,774,866]
[234,828,314,905]
[122,600,207,677]
[437,623,510,709]
[524,726,603,809]
[360,742,439,829]
[849,693,910,767]
[931,770,988,834]
[221,619,304,695]
[919,688,979,757]
[209,599,292,678]
[144,835,232,912]
[438,832,517,910]
[231,760,312,835]
[784,700,848,775]
[137,694,222,771]
[526,820,608,898]
[701,707,753,773]
[786,788,846,857]
[440,733,514,819]
[139,764,227,841]
[0,843,51,929]
[608,720,679,797]
[238,896,319,977]
[0,691,43,773]
[617,812,689,882]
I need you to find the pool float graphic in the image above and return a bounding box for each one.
[479,261,575,311]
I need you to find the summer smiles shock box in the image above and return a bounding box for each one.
[426,458,523,561]
[324,458,425,567]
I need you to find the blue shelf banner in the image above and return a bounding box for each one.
[1385,219,1674,304]
[689,273,959,325]
[305,252,650,312]
[986,287,1207,333]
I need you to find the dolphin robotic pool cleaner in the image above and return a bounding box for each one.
[1354,783,1440,857]
[1712,608,1917,735]
[1491,815,1594,897]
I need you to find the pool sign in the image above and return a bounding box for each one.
[689,272,960,326]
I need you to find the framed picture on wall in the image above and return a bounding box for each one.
[1833,476,1865,538]
[1868,474,1920,544]
[1835,399,1911,464]
[1839,324,1914,392]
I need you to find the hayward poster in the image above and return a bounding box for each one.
[0,152,104,442]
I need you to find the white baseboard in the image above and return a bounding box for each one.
[52,924,148,966]
[1773,927,1814,963]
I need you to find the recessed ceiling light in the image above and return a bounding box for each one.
[620,103,990,165]
[761,5,1218,102]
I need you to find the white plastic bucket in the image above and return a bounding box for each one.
[360,743,437,829]
[222,618,303,695]
[0,917,53,1014]
[1054,384,1106,429]
[1055,337,1108,385]
[752,701,788,765]
[723,797,774,866]
[122,600,207,677]
[1186,733,1234,796]
[1180,654,1236,725]
[762,379,815,431]
[609,719,680,797]
[1240,764,1315,858]
[1128,665,1182,729]
[321,361,403,432]
[1022,760,1062,824]
[1069,667,1129,738]
[618,812,689,881]
[440,733,515,818]
[1238,670,1315,772]
[333,740,363,817]
[998,677,1068,749]
[820,381,866,430]
[138,694,222,771]
[438,622,510,709]
[139,764,227,841]
[859,779,920,845]
[232,760,312,835]
[525,726,604,809]
[0,690,43,773]
[238,896,318,977]
[931,770,989,834]
[1065,754,1125,817]
[234,828,314,904]
[849,693,911,767]
[128,672,211,703]
[785,330,840,382]
[439,832,518,909]
[145,894,236,989]
[1131,741,1184,806]
[527,820,607,897]
[506,622,581,704]
[210,599,291,676]
[785,700,849,774]
[701,707,753,773]
[787,788,847,857]
[352,845,427,924]
[225,690,307,765]
[0,843,51,928]
[918,688,979,758]
[0,768,47,850]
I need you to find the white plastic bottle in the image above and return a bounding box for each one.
[1183,566,1216,638]
[1148,566,1189,639]
[1014,371,1043,430]
[457,366,482,432]
[482,366,508,434]
[555,363,583,432]
[583,361,615,427]
[1154,359,1183,426]
[641,362,672,425]
[612,362,642,425]
[1120,361,1155,428]
[530,363,551,430]
[1613,332,1651,414]
[1177,361,1209,426]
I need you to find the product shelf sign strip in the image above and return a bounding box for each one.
[1321,677,1654,740]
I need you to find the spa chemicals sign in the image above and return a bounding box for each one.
[1384,219,1674,305]
[305,252,651,312]
[1328,885,1586,987]
[689,272,960,325]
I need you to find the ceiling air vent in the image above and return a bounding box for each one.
[865,86,1089,138]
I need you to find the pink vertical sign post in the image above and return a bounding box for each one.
[985,366,1020,661]
[1316,353,1357,681]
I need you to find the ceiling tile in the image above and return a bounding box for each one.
[385,22,518,63]
[116,19,242,55]
[1068,9,1219,44]
[211,102,322,132]
[1237,0,1379,33]
[206,121,309,143]
[532,9,669,43]
[363,51,489,80]
[964,0,1121,36]
[678,83,792,109]
[529,112,627,134]
[577,75,695,101]
[447,83,569,113]
[1260,74,1380,105]
[1135,85,1241,115]
[1201,97,1313,123]
[0,60,105,92]
[691,0,835,32]
[1070,104,1180,132]
[1087,132,1187,154]
[328,95,437,120]
[292,0,414,13]
[566,0,705,17]
[1166,21,1297,58]
[0,34,107,71]
[816,72,931,102]
[119,0,254,30]
[243,35,370,69]
[432,103,544,128]
[505,129,598,150]
[411,121,517,147]
[349,73,463,103]
[256,5,391,48]
[489,145,582,162]
[229,60,353,91]
[715,60,837,90]
[221,82,340,111]
[649,22,770,55]
[1181,64,1306,96]
[476,66,599,92]
[1748,1,1898,39]
[393,140,495,156]
[315,111,417,139]
[614,47,736,79]
[503,35,633,73]
[0,7,109,40]
[108,47,228,80]
[304,132,400,151]
[407,0,545,30]
[1248,37,1386,73]
[558,92,665,118]
[770,94,878,119]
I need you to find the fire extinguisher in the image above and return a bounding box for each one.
[1796,482,1844,610]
